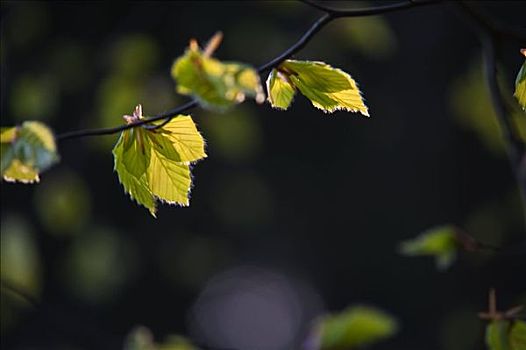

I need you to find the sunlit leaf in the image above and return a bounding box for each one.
[510,320,526,350]
[113,105,205,216]
[148,116,206,163]
[313,305,398,350]
[486,320,511,350]
[271,60,369,116]
[399,225,458,270]
[266,69,295,110]
[514,57,526,111]
[147,137,192,207]
[171,34,264,110]
[1,121,59,183]
[113,129,156,216]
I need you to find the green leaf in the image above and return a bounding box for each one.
[147,136,192,207]
[398,225,458,270]
[148,116,207,163]
[113,106,206,216]
[171,35,264,111]
[510,320,526,350]
[269,60,369,116]
[1,121,59,183]
[486,320,511,350]
[514,59,526,111]
[266,69,295,110]
[315,305,398,350]
[113,130,157,216]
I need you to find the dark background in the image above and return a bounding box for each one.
[1,1,525,350]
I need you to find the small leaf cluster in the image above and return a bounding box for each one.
[1,121,59,183]
[113,105,206,216]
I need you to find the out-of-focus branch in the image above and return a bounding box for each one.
[457,1,526,216]
[56,0,440,142]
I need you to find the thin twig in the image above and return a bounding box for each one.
[56,0,440,142]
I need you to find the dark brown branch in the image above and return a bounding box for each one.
[56,0,440,142]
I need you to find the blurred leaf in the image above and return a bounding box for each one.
[201,106,262,161]
[0,216,41,296]
[10,74,59,121]
[112,34,160,78]
[171,34,264,110]
[125,326,199,350]
[34,169,91,236]
[269,60,369,115]
[1,121,59,183]
[510,320,526,350]
[450,61,505,155]
[314,305,398,350]
[125,326,156,350]
[113,106,205,216]
[486,320,511,350]
[514,58,526,110]
[266,69,295,110]
[332,16,397,59]
[399,225,458,270]
[63,227,136,303]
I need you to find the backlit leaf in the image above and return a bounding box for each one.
[399,225,458,270]
[268,60,369,115]
[1,121,59,183]
[171,34,264,110]
[147,136,192,206]
[113,105,206,216]
[149,116,206,163]
[312,305,398,350]
[514,55,526,110]
[113,130,157,216]
[266,69,295,110]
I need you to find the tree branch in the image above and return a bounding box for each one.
[56,0,440,142]
[457,1,526,213]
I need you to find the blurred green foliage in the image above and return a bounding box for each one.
[34,168,91,236]
[450,60,526,156]
[10,74,59,122]
[201,105,263,161]
[330,16,397,60]
[399,225,458,270]
[313,305,398,350]
[61,227,137,303]
[0,216,42,296]
[125,326,198,350]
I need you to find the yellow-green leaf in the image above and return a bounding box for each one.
[113,131,156,216]
[486,320,511,350]
[147,136,192,207]
[514,59,526,111]
[274,60,369,116]
[314,305,398,350]
[148,115,206,163]
[399,225,458,270]
[171,36,264,110]
[266,69,295,110]
[1,121,59,183]
[510,320,526,350]
[112,106,206,216]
